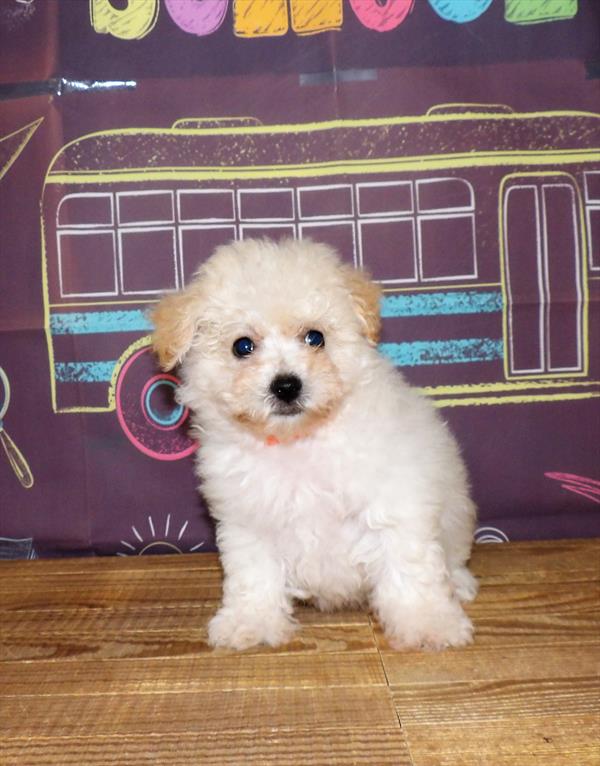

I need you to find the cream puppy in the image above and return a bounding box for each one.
[152,238,477,651]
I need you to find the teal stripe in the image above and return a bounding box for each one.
[379,338,503,366]
[51,310,153,335]
[381,290,502,318]
[53,337,501,382]
[55,361,117,383]
[50,293,501,336]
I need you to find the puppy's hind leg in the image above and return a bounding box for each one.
[440,495,478,603]
[450,565,479,603]
[208,524,296,651]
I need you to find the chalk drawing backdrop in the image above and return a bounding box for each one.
[88,0,580,39]
[0,0,598,556]
[118,513,206,556]
[42,109,600,444]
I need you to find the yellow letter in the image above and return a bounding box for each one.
[233,0,288,38]
[291,0,343,35]
[90,0,159,40]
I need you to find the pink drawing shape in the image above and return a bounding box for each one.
[545,472,600,505]
[116,348,198,461]
[164,0,229,36]
[349,0,414,32]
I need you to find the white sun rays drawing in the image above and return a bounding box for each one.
[475,526,510,544]
[117,514,205,556]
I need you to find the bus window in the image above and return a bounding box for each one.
[116,191,177,294]
[357,181,413,217]
[299,221,356,265]
[179,225,236,284]
[416,178,473,212]
[238,188,295,221]
[357,178,476,283]
[117,191,174,225]
[358,218,416,282]
[118,227,177,294]
[240,224,295,241]
[418,214,476,281]
[56,193,117,298]
[503,185,544,374]
[502,176,585,377]
[298,185,354,219]
[58,229,118,298]
[544,185,583,372]
[57,193,113,228]
[584,171,600,272]
[177,190,235,222]
[416,178,477,281]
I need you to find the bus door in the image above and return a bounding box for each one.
[501,174,586,379]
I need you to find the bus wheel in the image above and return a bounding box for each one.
[115,345,198,461]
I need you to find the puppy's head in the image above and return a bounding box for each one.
[151,238,380,442]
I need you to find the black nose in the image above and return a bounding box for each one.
[270,375,303,404]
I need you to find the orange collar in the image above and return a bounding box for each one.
[265,434,303,446]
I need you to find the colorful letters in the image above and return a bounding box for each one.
[164,0,228,36]
[427,0,493,24]
[504,0,577,25]
[90,0,159,40]
[233,0,287,37]
[349,0,414,32]
[89,0,580,40]
[290,0,343,35]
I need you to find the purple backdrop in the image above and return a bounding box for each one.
[0,0,599,559]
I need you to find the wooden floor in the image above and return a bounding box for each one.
[1,539,598,765]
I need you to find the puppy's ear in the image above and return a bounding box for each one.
[150,285,203,370]
[341,265,382,344]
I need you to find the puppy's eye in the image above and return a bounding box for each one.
[304,329,325,348]
[232,337,255,358]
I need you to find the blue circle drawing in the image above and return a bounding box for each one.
[428,0,493,23]
[144,379,184,427]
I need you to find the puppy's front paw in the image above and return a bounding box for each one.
[208,606,297,651]
[384,600,474,652]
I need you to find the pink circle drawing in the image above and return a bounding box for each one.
[350,0,414,32]
[164,0,228,36]
[116,346,198,461]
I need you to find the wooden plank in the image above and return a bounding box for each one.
[380,642,600,685]
[399,715,600,766]
[374,580,600,651]
[391,677,600,724]
[1,538,597,579]
[0,598,373,663]
[469,581,600,617]
[0,728,413,766]
[0,687,399,738]
[1,650,386,694]
[1,539,599,766]
[1,602,369,634]
[0,552,221,575]
[0,570,223,608]
[0,616,375,662]
[469,539,600,584]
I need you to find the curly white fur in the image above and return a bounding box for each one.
[152,238,477,651]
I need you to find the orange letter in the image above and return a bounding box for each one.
[290,0,343,35]
[90,0,159,40]
[233,0,288,37]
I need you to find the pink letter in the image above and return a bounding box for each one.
[164,0,228,36]
[350,0,414,32]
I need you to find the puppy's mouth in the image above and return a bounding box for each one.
[270,400,305,418]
